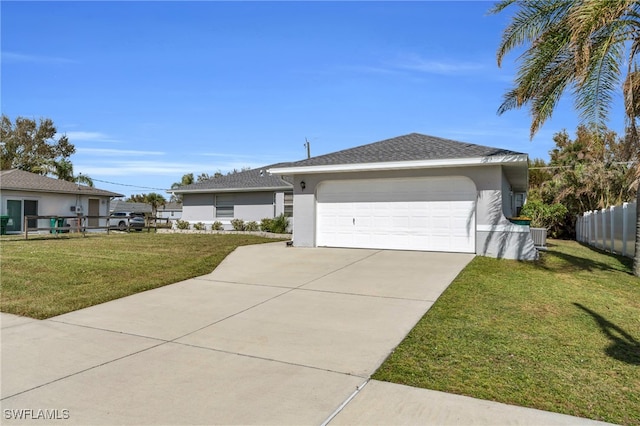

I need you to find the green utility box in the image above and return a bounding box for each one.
[50,217,65,234]
[0,215,9,235]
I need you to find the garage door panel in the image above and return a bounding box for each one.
[317,177,476,253]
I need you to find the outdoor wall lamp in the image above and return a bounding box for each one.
[300,181,306,190]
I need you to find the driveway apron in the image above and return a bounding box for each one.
[2,242,601,425]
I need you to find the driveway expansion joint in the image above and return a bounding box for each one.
[0,340,167,402]
[321,379,370,426]
[172,340,370,379]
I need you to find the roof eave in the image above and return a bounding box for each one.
[268,154,529,175]
[1,187,124,197]
[171,185,292,195]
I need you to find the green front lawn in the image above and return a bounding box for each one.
[374,240,639,425]
[0,232,281,319]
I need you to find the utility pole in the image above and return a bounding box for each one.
[304,138,311,159]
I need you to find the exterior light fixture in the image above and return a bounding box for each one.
[300,181,306,190]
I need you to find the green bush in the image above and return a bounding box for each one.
[176,220,190,230]
[260,218,274,232]
[212,221,224,231]
[271,213,289,234]
[260,214,289,234]
[520,200,568,238]
[245,221,259,231]
[194,222,206,231]
[230,218,245,231]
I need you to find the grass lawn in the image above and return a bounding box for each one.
[373,239,639,425]
[0,232,282,319]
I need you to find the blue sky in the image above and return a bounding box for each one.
[2,1,627,198]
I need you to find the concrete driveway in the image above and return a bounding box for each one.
[0,243,611,425]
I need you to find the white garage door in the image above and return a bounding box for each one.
[316,176,476,253]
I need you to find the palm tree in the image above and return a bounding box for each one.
[492,0,640,276]
[33,159,94,187]
[144,193,167,217]
[170,173,194,203]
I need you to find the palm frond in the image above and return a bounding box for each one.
[494,0,572,67]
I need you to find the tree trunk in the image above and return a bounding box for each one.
[634,184,640,276]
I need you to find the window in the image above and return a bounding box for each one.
[514,192,525,216]
[215,195,234,218]
[5,199,38,232]
[284,192,293,217]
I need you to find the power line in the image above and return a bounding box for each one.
[90,178,168,192]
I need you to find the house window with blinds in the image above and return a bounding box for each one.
[284,192,293,217]
[215,195,234,218]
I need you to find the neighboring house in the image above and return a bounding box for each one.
[110,200,153,215]
[156,202,182,220]
[269,133,538,260]
[170,164,293,230]
[0,169,123,233]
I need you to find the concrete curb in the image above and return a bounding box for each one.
[155,229,291,239]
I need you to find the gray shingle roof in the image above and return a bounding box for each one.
[172,163,294,193]
[278,133,525,167]
[0,169,123,197]
[110,200,153,214]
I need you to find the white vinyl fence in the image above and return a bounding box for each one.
[576,202,637,258]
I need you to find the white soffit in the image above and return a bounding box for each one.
[268,154,529,175]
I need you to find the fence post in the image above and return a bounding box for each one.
[610,206,615,253]
[576,215,581,242]
[622,203,628,257]
[585,211,590,244]
[591,210,598,247]
[601,208,606,252]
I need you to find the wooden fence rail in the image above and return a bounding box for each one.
[23,215,172,240]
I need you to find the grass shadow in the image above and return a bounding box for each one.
[540,243,633,274]
[574,303,640,365]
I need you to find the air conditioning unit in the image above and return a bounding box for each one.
[71,205,84,213]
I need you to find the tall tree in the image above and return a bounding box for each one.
[493,0,640,276]
[126,193,166,216]
[34,158,94,187]
[170,173,195,203]
[0,115,75,172]
[143,193,167,216]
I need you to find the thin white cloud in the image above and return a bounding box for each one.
[77,148,165,156]
[74,159,267,179]
[392,54,485,75]
[3,51,77,64]
[63,131,119,142]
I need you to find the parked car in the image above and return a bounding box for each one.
[109,212,146,231]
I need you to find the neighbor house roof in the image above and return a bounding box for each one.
[171,163,294,194]
[110,200,153,214]
[0,169,123,197]
[157,202,182,211]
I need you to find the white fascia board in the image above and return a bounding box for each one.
[173,186,292,195]
[268,155,528,175]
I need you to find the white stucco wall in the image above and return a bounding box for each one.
[181,193,214,222]
[287,165,537,260]
[1,190,113,232]
[181,190,287,229]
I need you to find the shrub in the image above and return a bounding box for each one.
[520,200,568,238]
[212,221,224,231]
[245,221,259,231]
[271,213,289,234]
[230,218,245,231]
[193,222,206,231]
[261,214,289,234]
[176,220,190,230]
[260,218,274,232]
